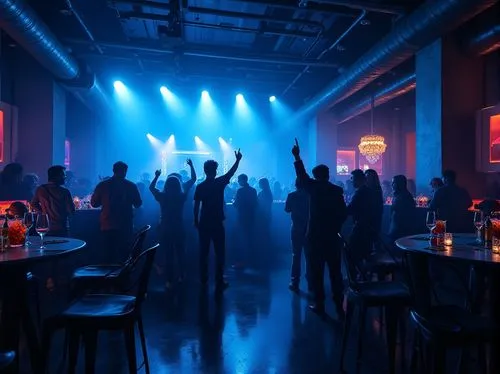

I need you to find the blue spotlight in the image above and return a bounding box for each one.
[269,95,276,103]
[236,93,244,101]
[113,80,126,92]
[160,86,170,95]
[201,90,210,99]
[194,136,201,142]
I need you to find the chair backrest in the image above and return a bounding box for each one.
[126,243,159,306]
[338,233,367,289]
[124,225,151,266]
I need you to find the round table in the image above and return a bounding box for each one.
[395,233,500,265]
[0,236,86,373]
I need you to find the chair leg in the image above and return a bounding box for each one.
[124,324,137,374]
[339,301,355,373]
[355,304,367,374]
[83,330,98,374]
[385,306,398,374]
[409,329,420,374]
[398,309,407,373]
[67,329,80,374]
[137,315,150,374]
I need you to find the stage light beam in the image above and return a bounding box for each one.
[201,90,210,99]
[113,81,126,92]
[269,95,276,102]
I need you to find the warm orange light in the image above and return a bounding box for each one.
[489,114,500,163]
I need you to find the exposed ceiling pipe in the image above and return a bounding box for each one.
[64,38,340,67]
[110,0,361,17]
[281,10,366,96]
[334,73,416,124]
[183,21,318,38]
[294,0,497,123]
[186,7,324,30]
[65,0,103,55]
[0,0,110,114]
[335,17,500,124]
[313,0,406,15]
[467,23,500,55]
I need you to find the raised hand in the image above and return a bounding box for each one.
[154,169,161,177]
[235,148,243,161]
[186,158,193,167]
[292,138,300,157]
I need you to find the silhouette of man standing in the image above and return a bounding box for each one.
[194,149,242,290]
[292,139,347,316]
[233,173,258,267]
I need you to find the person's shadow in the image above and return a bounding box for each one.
[197,289,226,372]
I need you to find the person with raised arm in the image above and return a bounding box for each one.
[150,159,196,289]
[292,139,347,317]
[194,149,242,291]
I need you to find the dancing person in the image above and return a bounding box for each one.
[285,178,310,292]
[150,159,196,289]
[91,161,142,263]
[194,149,242,291]
[258,177,273,256]
[233,174,258,268]
[292,139,347,316]
[31,165,75,237]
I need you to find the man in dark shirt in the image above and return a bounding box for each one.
[233,173,258,267]
[194,149,242,290]
[32,165,75,236]
[91,161,142,263]
[389,175,416,241]
[285,178,310,292]
[429,170,472,232]
[347,169,379,271]
[292,139,347,316]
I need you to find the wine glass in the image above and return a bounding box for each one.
[35,214,50,249]
[474,211,484,243]
[24,212,35,247]
[426,211,436,239]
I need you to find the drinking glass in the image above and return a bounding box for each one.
[474,211,484,243]
[35,214,49,249]
[426,211,436,238]
[24,212,35,247]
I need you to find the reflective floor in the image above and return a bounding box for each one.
[36,260,398,374]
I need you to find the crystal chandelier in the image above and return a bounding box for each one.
[358,95,387,164]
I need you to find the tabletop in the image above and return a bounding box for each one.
[0,236,86,266]
[395,233,500,265]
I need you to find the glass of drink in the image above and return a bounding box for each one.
[35,214,50,249]
[24,212,35,247]
[474,211,484,243]
[426,211,436,239]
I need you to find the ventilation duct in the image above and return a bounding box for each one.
[0,0,109,114]
[467,23,500,55]
[294,0,497,122]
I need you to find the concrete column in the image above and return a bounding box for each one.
[315,111,338,173]
[416,36,485,197]
[15,50,66,180]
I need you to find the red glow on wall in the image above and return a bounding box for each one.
[490,114,500,163]
[337,149,356,175]
[0,111,4,163]
[64,140,70,170]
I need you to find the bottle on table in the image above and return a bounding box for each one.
[484,215,493,249]
[1,217,8,250]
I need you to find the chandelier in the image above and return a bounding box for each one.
[358,95,387,164]
[358,135,387,164]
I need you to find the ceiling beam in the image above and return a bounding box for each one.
[110,0,360,17]
[314,0,407,15]
[64,38,341,67]
[182,21,318,38]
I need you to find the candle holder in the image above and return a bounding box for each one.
[444,233,453,247]
[493,237,500,253]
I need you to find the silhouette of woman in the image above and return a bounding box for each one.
[150,159,196,289]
